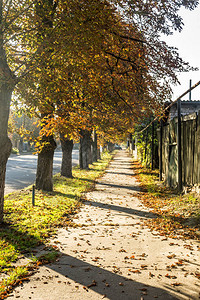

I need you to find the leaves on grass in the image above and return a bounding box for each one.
[134,161,200,241]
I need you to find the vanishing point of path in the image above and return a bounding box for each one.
[9,150,200,299]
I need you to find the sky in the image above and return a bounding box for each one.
[162,4,200,101]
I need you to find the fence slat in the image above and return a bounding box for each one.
[159,111,199,190]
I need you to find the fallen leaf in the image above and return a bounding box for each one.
[87,280,97,288]
[167,254,176,259]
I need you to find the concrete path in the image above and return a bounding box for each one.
[8,150,200,299]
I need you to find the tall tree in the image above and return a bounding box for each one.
[34,0,58,191]
[0,0,35,222]
[1,0,198,223]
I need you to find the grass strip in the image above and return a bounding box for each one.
[133,160,200,241]
[0,151,113,298]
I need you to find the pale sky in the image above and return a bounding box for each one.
[162,4,200,101]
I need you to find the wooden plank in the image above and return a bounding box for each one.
[191,119,195,185]
[177,99,182,192]
[163,125,166,176]
[191,120,195,185]
[185,121,189,184]
[188,121,192,184]
[168,119,177,187]
[182,121,186,186]
[151,122,154,170]
[197,111,200,184]
[189,120,194,185]
[193,115,198,184]
[164,124,169,182]
[159,120,163,181]
[181,120,184,186]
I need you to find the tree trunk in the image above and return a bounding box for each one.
[92,130,98,162]
[87,132,93,165]
[19,137,23,153]
[0,85,13,222]
[60,134,73,178]
[97,147,101,160]
[79,130,91,169]
[107,142,114,152]
[0,9,16,221]
[36,135,56,191]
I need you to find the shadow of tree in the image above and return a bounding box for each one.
[41,252,180,300]
[0,221,42,253]
[105,171,135,176]
[94,181,140,192]
[83,200,156,219]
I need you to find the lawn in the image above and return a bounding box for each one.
[0,151,113,298]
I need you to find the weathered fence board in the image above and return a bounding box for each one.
[159,111,200,189]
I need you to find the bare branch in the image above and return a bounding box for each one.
[112,31,146,44]
[104,50,138,70]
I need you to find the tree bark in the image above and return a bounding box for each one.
[0,85,14,222]
[92,130,98,162]
[36,135,56,191]
[97,147,101,160]
[79,130,91,169]
[107,142,114,152]
[60,134,73,178]
[0,23,16,221]
[87,132,93,165]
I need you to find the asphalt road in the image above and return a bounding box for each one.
[5,150,79,195]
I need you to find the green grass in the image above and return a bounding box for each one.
[0,266,29,297]
[0,151,113,297]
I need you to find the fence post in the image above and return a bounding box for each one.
[189,79,192,101]
[32,185,35,206]
[129,133,132,153]
[159,119,163,181]
[145,128,148,159]
[135,134,138,159]
[177,99,182,192]
[132,136,134,152]
[151,121,154,170]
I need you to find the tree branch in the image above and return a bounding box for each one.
[112,31,146,44]
[104,50,138,70]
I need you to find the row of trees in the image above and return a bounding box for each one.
[0,0,198,222]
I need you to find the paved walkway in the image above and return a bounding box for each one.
[9,151,200,299]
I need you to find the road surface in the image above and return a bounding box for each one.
[5,150,79,195]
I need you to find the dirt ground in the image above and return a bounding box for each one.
[7,150,200,300]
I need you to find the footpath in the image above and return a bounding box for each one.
[8,150,199,300]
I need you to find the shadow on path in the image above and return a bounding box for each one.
[83,200,156,219]
[0,218,195,300]
[41,252,181,300]
[105,171,134,176]
[95,181,140,192]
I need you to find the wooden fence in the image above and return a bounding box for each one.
[158,110,200,190]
